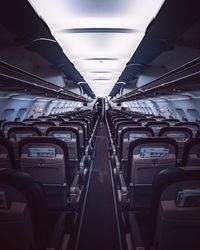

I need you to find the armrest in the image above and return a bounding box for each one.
[80,155,86,169]
[111,143,117,156]
[91,118,99,137]
[129,184,153,210]
[84,145,90,158]
[119,173,128,193]
[47,212,66,250]
[116,146,120,156]
[113,155,120,175]
[79,155,88,179]
[70,173,80,194]
[70,173,81,208]
[117,173,128,206]
[127,211,145,250]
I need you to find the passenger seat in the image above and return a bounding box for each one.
[7,126,42,159]
[159,126,192,162]
[152,167,200,250]
[146,121,169,136]
[46,127,87,177]
[118,137,178,209]
[32,121,55,135]
[127,167,200,250]
[182,138,200,166]
[2,121,26,138]
[19,137,80,209]
[176,122,199,137]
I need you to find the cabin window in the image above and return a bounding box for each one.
[148,107,153,114]
[142,107,146,114]
[15,108,27,121]
[60,107,65,113]
[175,108,186,121]
[55,107,60,114]
[144,107,149,114]
[51,107,56,114]
[139,107,143,113]
[1,108,15,121]
[187,109,199,121]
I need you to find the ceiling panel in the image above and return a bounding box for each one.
[28,0,165,96]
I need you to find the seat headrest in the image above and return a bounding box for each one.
[128,137,178,154]
[158,126,193,138]
[121,127,155,137]
[182,138,200,165]
[19,136,69,148]
[32,121,55,126]
[146,121,169,127]
[7,126,42,139]
[175,122,200,129]
[45,126,79,136]
[2,122,25,131]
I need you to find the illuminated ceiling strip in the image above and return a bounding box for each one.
[58,28,140,33]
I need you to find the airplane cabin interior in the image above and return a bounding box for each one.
[0,0,200,250]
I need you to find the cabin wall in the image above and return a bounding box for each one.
[121,100,157,115]
[0,96,34,120]
[125,93,200,121]
[167,97,200,121]
[28,99,83,117]
[149,99,175,118]
[0,92,83,121]
[27,99,51,118]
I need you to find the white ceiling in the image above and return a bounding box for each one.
[28,0,165,96]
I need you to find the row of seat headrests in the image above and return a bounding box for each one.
[0,110,99,137]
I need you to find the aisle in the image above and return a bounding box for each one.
[76,122,121,250]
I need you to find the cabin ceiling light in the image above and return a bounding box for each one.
[73,59,127,73]
[82,72,122,80]
[28,0,165,96]
[55,32,143,60]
